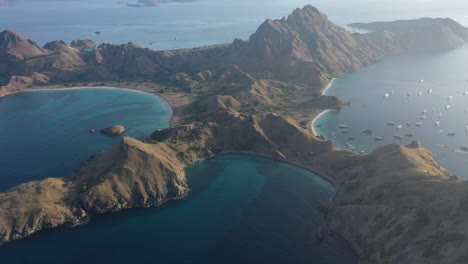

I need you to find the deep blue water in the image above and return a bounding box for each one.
[0,154,357,264]
[315,45,468,178]
[1,0,467,50]
[0,88,171,191]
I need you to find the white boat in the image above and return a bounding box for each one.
[448,131,456,136]
[339,124,349,129]
[415,122,423,126]
[418,92,423,96]
[397,125,403,129]
[446,105,451,110]
[420,116,426,120]
[374,136,383,141]
[435,121,440,126]
[393,135,402,139]
[460,146,468,151]
[423,109,427,114]
[420,80,424,83]
[463,91,468,95]
[384,93,389,98]
[405,133,415,137]
[448,96,453,101]
[428,89,432,93]
[342,129,350,134]
[387,121,395,126]
[362,129,373,134]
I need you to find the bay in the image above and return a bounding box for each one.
[0,88,171,190]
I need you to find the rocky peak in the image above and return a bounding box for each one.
[43,40,69,52]
[0,29,47,61]
[232,5,373,86]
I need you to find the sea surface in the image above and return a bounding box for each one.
[0,154,358,264]
[0,88,171,191]
[1,0,467,50]
[315,45,468,179]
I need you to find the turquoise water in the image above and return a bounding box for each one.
[315,45,468,178]
[1,0,467,50]
[0,154,357,264]
[0,88,171,191]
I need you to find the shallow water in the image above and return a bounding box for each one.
[315,45,468,178]
[0,154,358,264]
[0,88,171,190]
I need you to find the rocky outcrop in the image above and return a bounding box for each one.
[0,137,188,244]
[100,125,126,136]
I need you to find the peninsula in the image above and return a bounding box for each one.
[1,5,468,263]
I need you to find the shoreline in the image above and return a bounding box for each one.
[310,109,335,137]
[310,78,337,137]
[0,84,360,260]
[217,151,339,194]
[321,77,336,96]
[1,85,176,127]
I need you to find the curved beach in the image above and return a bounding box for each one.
[310,78,337,137]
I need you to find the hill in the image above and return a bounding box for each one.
[1,5,468,263]
[0,137,188,244]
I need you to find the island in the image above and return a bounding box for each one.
[100,125,126,136]
[1,5,468,263]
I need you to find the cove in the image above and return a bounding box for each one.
[0,88,171,191]
[0,154,358,264]
[314,45,468,178]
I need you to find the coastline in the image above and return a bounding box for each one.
[321,77,336,96]
[0,86,176,126]
[310,78,337,136]
[310,109,335,137]
[217,151,339,195]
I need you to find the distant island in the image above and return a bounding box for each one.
[1,5,468,264]
[124,0,199,7]
[0,0,200,8]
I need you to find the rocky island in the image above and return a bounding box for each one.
[1,5,468,263]
[100,125,126,136]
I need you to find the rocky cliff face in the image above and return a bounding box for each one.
[0,137,188,244]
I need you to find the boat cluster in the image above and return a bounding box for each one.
[335,80,468,152]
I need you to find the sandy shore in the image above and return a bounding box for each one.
[310,109,335,136]
[321,77,336,95]
[2,86,175,123]
[310,78,338,137]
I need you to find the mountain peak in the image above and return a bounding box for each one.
[0,29,47,62]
